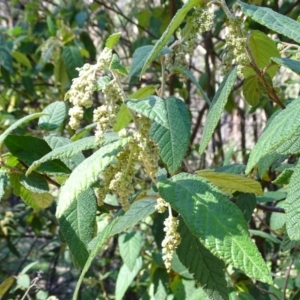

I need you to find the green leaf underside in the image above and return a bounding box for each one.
[242,76,261,106]
[4,135,71,175]
[129,46,172,78]
[158,173,272,284]
[115,257,143,300]
[177,218,228,300]
[243,30,279,79]
[110,198,156,236]
[59,188,97,268]
[126,96,169,127]
[20,187,53,210]
[238,1,300,44]
[173,66,210,105]
[20,172,49,193]
[196,170,263,195]
[38,101,67,131]
[26,136,104,176]
[285,160,300,240]
[271,57,300,75]
[246,98,300,174]
[56,137,131,218]
[119,232,143,271]
[0,113,47,148]
[105,32,121,49]
[199,68,237,155]
[150,96,191,174]
[140,0,201,77]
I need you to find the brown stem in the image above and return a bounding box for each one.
[256,203,285,213]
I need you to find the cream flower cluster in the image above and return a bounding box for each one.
[155,197,169,213]
[162,215,181,272]
[65,47,113,130]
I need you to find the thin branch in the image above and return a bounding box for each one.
[283,247,297,300]
[256,204,285,214]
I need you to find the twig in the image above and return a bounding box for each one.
[256,204,285,214]
[283,247,297,300]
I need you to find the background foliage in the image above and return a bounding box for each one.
[1,0,300,299]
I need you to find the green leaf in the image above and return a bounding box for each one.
[149,268,169,299]
[56,137,131,218]
[110,198,156,235]
[199,68,237,155]
[20,172,49,193]
[273,168,294,185]
[4,135,71,175]
[70,123,96,141]
[236,193,257,222]
[196,170,263,195]
[249,230,281,244]
[0,47,13,72]
[140,0,201,77]
[271,57,300,75]
[114,104,133,131]
[215,164,246,174]
[11,51,32,68]
[0,112,47,149]
[242,76,261,106]
[149,96,191,174]
[0,170,8,200]
[59,188,97,268]
[270,201,286,232]
[245,98,300,174]
[157,173,272,284]
[62,46,84,80]
[285,160,300,240]
[38,101,67,131]
[243,31,279,78]
[176,218,228,300]
[238,1,300,44]
[129,86,157,99]
[256,190,287,203]
[119,232,143,271]
[0,276,15,298]
[20,187,54,210]
[105,32,121,49]
[110,53,128,75]
[172,66,210,105]
[129,45,172,78]
[281,233,300,252]
[26,136,100,176]
[115,257,143,300]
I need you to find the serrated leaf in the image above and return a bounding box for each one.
[0,170,8,200]
[196,170,263,195]
[56,137,130,218]
[242,76,261,106]
[236,193,257,222]
[140,0,201,77]
[246,98,300,174]
[115,257,143,300]
[272,168,294,185]
[110,198,156,235]
[20,172,49,193]
[243,31,279,79]
[62,46,84,79]
[215,164,246,174]
[11,51,32,68]
[238,1,300,44]
[26,136,100,176]
[20,187,53,210]
[0,112,47,149]
[281,233,300,251]
[59,188,97,268]
[4,135,71,175]
[157,173,272,284]
[199,68,237,155]
[119,232,143,271]
[172,66,210,105]
[177,218,228,300]
[285,160,300,240]
[149,96,191,174]
[105,32,121,49]
[38,101,67,131]
[109,53,128,75]
[271,57,300,75]
[126,96,168,127]
[129,45,172,78]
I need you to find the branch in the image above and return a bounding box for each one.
[256,203,285,213]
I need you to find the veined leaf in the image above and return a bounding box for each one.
[56,137,131,218]
[246,98,300,174]
[129,46,172,78]
[38,101,67,131]
[285,160,300,240]
[172,66,210,105]
[199,68,237,155]
[196,170,263,195]
[20,187,53,210]
[11,51,32,68]
[20,172,49,193]
[129,86,157,99]
[140,0,201,77]
[271,57,300,75]
[62,46,83,80]
[110,53,128,75]
[177,218,228,300]
[59,188,97,268]
[150,96,191,174]
[0,113,47,149]
[158,173,272,284]
[70,123,96,141]
[236,193,257,222]
[281,233,300,252]
[0,46,13,72]
[238,1,300,44]
[105,32,121,49]
[0,170,8,201]
[242,76,262,106]
[119,232,143,271]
